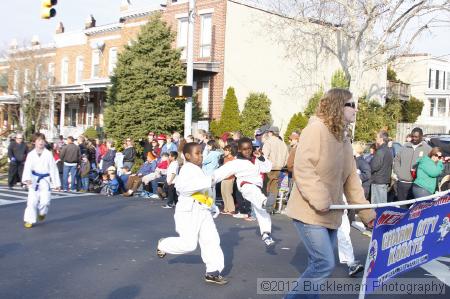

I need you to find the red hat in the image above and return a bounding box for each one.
[157,134,166,141]
[220,132,230,142]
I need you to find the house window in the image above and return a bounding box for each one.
[435,70,440,89]
[92,50,100,78]
[35,64,42,83]
[108,48,118,75]
[177,17,188,59]
[447,72,450,90]
[437,98,446,117]
[61,58,69,84]
[69,106,78,127]
[13,70,19,92]
[444,72,446,90]
[200,14,212,58]
[429,98,436,117]
[201,81,209,113]
[24,69,30,92]
[48,63,55,85]
[76,56,84,83]
[86,103,94,126]
[429,69,435,89]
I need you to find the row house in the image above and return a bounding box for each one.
[3,0,387,139]
[395,54,450,132]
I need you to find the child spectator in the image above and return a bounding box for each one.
[101,166,120,196]
[120,165,132,192]
[162,151,179,208]
[143,153,170,199]
[80,154,91,192]
[220,145,236,215]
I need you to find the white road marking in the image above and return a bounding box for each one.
[420,259,450,287]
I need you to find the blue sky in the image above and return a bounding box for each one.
[1,0,449,58]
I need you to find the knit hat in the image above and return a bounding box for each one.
[157,134,166,141]
[107,166,116,172]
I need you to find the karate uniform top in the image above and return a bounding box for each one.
[213,155,272,189]
[22,148,61,189]
[174,162,213,212]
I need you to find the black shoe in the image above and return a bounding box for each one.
[348,262,364,277]
[205,273,228,285]
[157,238,166,258]
[8,186,13,190]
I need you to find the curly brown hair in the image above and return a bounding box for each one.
[315,88,352,142]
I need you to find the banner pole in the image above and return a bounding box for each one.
[358,241,372,299]
[330,190,450,210]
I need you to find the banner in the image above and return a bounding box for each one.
[363,193,450,293]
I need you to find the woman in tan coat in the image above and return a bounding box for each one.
[284,89,375,299]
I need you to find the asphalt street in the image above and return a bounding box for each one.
[0,191,448,299]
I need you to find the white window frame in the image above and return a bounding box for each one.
[24,69,30,92]
[177,17,188,59]
[108,47,118,75]
[61,58,69,85]
[429,98,436,117]
[437,98,446,117]
[76,56,84,83]
[48,63,55,85]
[86,103,94,126]
[91,50,101,78]
[201,81,210,113]
[13,70,19,92]
[200,14,212,58]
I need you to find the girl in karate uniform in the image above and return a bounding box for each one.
[22,133,61,228]
[213,137,275,246]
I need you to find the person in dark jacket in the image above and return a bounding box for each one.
[370,130,393,204]
[352,142,371,200]
[7,133,28,189]
[60,136,81,192]
[140,131,155,160]
[101,140,116,173]
[123,138,136,170]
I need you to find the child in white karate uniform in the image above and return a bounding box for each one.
[213,137,275,246]
[157,143,227,285]
[22,133,61,228]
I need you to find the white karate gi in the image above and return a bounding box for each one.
[158,162,224,274]
[22,148,61,224]
[213,157,273,234]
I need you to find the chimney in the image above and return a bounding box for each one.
[120,0,132,12]
[85,15,96,29]
[56,22,65,34]
[31,35,40,46]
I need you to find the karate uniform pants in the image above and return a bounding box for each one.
[240,184,272,235]
[159,202,224,274]
[24,180,51,224]
[337,210,355,266]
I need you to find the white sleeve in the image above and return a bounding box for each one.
[256,157,272,174]
[21,153,33,183]
[213,160,238,183]
[175,164,211,196]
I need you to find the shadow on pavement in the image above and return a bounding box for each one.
[107,285,141,299]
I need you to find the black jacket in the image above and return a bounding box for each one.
[356,156,371,198]
[8,141,28,163]
[60,143,81,164]
[123,147,136,163]
[370,143,393,184]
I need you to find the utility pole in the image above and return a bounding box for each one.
[184,0,195,138]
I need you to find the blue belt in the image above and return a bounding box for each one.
[32,171,50,191]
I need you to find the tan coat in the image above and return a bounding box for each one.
[286,117,375,229]
[287,144,297,173]
[262,135,289,170]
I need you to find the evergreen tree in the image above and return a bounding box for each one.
[331,69,350,88]
[240,92,272,137]
[283,112,308,142]
[304,88,324,118]
[210,87,240,136]
[401,96,424,123]
[104,13,186,141]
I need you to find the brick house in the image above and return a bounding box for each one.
[3,0,386,139]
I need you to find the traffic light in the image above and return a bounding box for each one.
[41,0,57,19]
[169,85,193,99]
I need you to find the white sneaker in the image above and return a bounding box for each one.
[150,194,160,199]
[233,213,247,219]
[262,232,275,246]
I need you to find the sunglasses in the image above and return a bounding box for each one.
[344,102,356,108]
